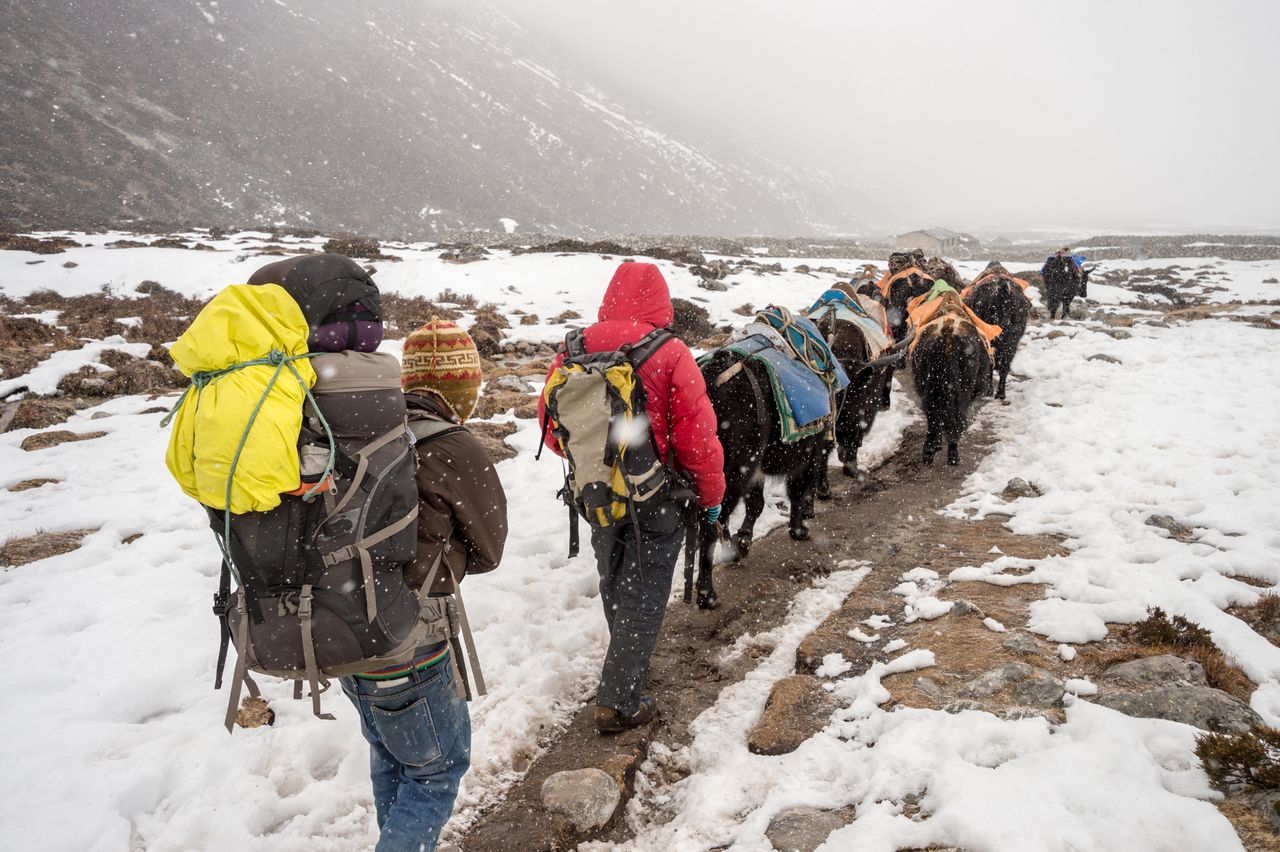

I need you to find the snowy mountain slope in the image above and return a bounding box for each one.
[0,0,874,237]
[1,237,1279,850]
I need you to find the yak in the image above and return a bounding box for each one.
[699,350,826,551]
[908,311,992,466]
[688,351,827,610]
[1043,255,1093,320]
[964,274,1030,400]
[810,307,900,493]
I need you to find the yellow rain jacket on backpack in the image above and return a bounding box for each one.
[165,283,315,513]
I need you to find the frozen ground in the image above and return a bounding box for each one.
[1,235,1278,851]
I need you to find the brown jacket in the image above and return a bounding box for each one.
[403,392,508,595]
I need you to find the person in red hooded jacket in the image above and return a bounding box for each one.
[539,261,725,732]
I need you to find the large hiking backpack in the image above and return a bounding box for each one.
[207,350,450,730]
[164,264,450,731]
[539,328,687,555]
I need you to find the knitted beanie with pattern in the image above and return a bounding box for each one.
[401,317,483,421]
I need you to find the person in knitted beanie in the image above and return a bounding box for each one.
[401,316,483,421]
[345,316,505,851]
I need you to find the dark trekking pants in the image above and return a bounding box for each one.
[590,500,685,716]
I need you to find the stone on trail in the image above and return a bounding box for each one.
[1101,654,1205,688]
[1001,477,1041,499]
[540,768,621,835]
[1088,353,1123,364]
[1002,632,1042,657]
[959,662,1064,707]
[748,674,837,756]
[764,807,847,852]
[488,374,534,394]
[951,599,986,618]
[1094,685,1260,733]
[1094,654,1261,733]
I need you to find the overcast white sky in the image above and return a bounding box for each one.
[489,0,1280,232]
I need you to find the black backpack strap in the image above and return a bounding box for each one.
[407,414,465,446]
[627,328,674,370]
[564,328,588,359]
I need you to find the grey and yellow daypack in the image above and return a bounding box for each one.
[539,328,690,556]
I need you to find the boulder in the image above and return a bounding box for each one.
[540,768,620,835]
[1095,654,1261,733]
[697,279,728,292]
[1088,354,1122,364]
[1094,685,1259,733]
[1002,633,1043,658]
[960,662,1064,707]
[764,807,846,852]
[488,374,534,394]
[951,599,986,618]
[748,675,836,756]
[1001,477,1041,499]
[1101,655,1206,688]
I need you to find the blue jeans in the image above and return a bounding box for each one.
[341,660,470,852]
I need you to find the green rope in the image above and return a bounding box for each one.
[162,349,337,575]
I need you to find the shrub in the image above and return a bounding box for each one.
[1130,607,1214,649]
[1197,725,1280,791]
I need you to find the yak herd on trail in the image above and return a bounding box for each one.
[688,248,1062,609]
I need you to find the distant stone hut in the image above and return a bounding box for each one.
[893,228,981,259]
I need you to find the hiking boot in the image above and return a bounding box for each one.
[594,696,659,734]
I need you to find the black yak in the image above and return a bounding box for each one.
[1042,253,1093,320]
[699,350,826,552]
[810,304,900,492]
[908,311,992,466]
[964,273,1031,400]
[687,351,828,610]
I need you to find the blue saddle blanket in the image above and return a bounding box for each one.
[726,333,843,431]
[806,290,893,357]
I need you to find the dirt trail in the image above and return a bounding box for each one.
[459,416,1002,851]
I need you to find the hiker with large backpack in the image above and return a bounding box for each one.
[163,255,505,852]
[342,316,507,852]
[538,261,725,733]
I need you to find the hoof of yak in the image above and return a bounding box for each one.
[789,525,810,541]
[947,446,960,466]
[816,484,833,501]
[841,462,858,478]
[697,591,719,611]
[802,504,816,520]
[732,532,753,558]
[922,452,935,466]
[995,389,1006,401]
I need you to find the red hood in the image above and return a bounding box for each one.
[597,262,673,328]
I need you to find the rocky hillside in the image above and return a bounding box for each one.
[0,0,874,238]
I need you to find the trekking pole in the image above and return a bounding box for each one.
[683,517,697,604]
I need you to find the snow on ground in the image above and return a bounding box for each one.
[604,266,1280,851]
[1,236,1278,850]
[0,236,904,851]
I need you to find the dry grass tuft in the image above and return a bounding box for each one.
[378,294,461,338]
[19,430,107,451]
[436,288,478,309]
[0,528,96,567]
[6,478,60,492]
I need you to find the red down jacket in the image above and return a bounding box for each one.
[538,262,725,509]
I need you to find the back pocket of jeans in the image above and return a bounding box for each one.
[369,698,442,768]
